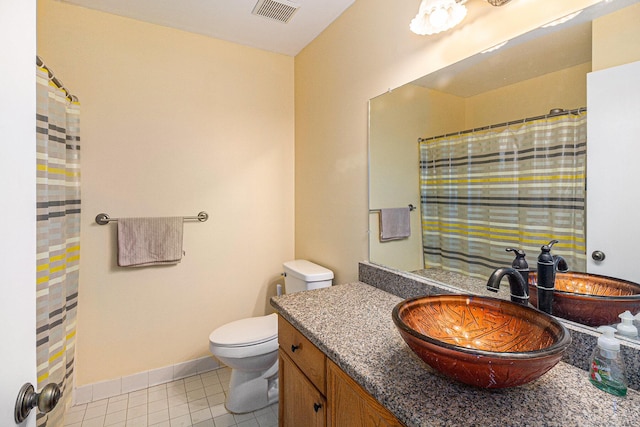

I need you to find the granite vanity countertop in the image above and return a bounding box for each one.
[271,282,640,427]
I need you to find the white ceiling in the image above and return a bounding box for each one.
[60,0,356,56]
[413,21,593,97]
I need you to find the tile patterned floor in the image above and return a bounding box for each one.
[64,368,278,427]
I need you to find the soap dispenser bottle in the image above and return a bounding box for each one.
[617,311,638,338]
[536,240,558,314]
[506,248,529,288]
[588,326,627,397]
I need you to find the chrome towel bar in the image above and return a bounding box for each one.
[369,204,416,213]
[95,211,209,225]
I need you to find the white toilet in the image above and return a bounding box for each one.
[208,259,333,413]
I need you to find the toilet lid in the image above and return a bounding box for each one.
[209,313,277,347]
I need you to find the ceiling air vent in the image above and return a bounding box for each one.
[252,0,300,24]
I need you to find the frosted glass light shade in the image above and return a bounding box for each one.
[410,0,467,36]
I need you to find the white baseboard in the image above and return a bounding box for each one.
[73,356,221,405]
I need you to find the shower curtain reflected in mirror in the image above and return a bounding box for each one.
[36,62,81,427]
[419,111,587,279]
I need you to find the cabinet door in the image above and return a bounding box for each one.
[279,350,326,427]
[327,360,404,427]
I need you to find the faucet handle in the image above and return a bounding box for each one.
[538,240,559,263]
[506,248,528,270]
[506,247,525,256]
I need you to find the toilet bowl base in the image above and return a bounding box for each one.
[224,364,279,413]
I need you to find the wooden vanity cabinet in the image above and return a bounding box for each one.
[278,316,405,427]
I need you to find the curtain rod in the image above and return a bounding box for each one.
[36,56,78,102]
[418,107,586,143]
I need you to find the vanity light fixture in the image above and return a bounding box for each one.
[410,0,468,36]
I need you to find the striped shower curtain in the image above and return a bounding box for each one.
[420,111,587,279]
[36,64,81,427]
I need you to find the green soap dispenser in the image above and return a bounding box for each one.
[588,326,627,396]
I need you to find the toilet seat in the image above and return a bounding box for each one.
[209,313,278,359]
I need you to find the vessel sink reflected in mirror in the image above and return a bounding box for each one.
[528,271,640,327]
[392,295,571,388]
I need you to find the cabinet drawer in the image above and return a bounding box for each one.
[279,315,326,394]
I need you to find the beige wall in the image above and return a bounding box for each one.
[368,85,464,271]
[294,0,601,283]
[465,62,591,128]
[37,1,294,385]
[592,3,640,71]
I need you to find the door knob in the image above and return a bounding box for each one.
[592,251,606,262]
[14,383,61,423]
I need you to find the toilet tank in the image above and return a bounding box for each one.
[283,260,333,294]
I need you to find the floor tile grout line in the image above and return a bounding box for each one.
[66,368,278,427]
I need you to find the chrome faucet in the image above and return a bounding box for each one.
[486,267,529,306]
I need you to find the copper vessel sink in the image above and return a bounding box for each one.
[528,271,640,326]
[392,294,571,388]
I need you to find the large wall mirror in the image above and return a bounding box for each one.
[369,0,640,337]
